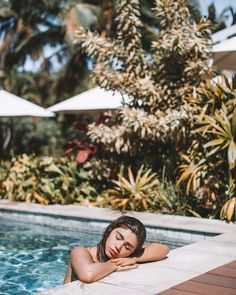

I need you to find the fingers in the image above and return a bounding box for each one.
[109,258,136,267]
[109,258,125,266]
[116,260,125,266]
[117,264,139,272]
[129,264,139,269]
[109,258,122,263]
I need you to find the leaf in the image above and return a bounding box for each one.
[135,165,144,186]
[45,164,63,175]
[204,138,225,148]
[177,167,193,185]
[128,167,135,187]
[221,197,236,222]
[105,189,122,198]
[34,192,48,205]
[118,175,134,192]
[22,177,35,187]
[141,198,148,211]
[228,139,236,169]
[187,209,201,218]
[232,109,236,137]
[179,152,190,163]
[76,150,91,164]
[141,179,159,191]
[226,198,236,221]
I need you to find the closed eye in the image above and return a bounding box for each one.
[125,244,130,250]
[116,233,122,240]
[116,230,135,249]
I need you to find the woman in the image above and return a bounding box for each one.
[64,215,169,284]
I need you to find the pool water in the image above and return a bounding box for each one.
[0,217,190,295]
[0,217,102,295]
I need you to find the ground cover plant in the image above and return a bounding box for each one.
[0,154,98,205]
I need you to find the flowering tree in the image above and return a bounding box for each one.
[74,0,213,177]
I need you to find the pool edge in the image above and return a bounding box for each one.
[0,200,235,295]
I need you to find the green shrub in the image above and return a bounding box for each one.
[0,154,98,205]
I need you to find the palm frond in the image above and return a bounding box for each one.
[5,26,65,68]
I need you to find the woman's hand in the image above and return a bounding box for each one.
[116,264,139,271]
[109,257,138,267]
[108,258,138,271]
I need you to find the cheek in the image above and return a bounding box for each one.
[104,235,114,252]
[104,238,110,251]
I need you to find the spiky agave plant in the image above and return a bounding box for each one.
[101,165,159,212]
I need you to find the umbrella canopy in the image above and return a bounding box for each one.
[0,90,55,117]
[211,24,236,43]
[213,36,236,72]
[47,87,130,114]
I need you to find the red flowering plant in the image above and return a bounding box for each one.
[65,140,97,164]
[65,115,106,165]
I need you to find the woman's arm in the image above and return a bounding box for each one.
[110,242,169,266]
[68,246,116,283]
[65,246,138,284]
[135,242,170,263]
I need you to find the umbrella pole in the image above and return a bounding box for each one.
[2,119,13,158]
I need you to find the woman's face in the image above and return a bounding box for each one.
[105,227,138,259]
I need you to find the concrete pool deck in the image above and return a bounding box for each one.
[0,200,235,294]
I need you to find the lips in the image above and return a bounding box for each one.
[109,248,118,257]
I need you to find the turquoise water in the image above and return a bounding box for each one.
[0,217,101,295]
[0,216,190,295]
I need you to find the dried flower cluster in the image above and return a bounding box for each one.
[75,0,212,154]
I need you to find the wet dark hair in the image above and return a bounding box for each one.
[97,215,146,262]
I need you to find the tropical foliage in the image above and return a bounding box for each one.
[101,165,159,212]
[0,154,98,205]
[208,2,236,33]
[72,0,213,199]
[178,75,236,222]
[100,165,199,216]
[0,0,235,222]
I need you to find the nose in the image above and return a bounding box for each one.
[115,241,123,253]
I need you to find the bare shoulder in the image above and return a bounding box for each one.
[71,246,94,262]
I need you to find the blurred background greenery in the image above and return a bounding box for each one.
[1,0,235,158]
[0,0,235,221]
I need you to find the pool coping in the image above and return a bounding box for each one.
[0,200,235,295]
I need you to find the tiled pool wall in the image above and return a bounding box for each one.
[0,209,217,248]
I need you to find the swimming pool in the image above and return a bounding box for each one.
[0,215,191,295]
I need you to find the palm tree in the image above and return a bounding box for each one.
[0,0,66,90]
[222,5,236,26]
[207,2,227,33]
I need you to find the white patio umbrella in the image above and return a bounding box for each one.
[0,90,55,117]
[213,36,236,72]
[211,24,236,43]
[47,87,130,114]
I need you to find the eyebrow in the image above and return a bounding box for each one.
[116,230,135,249]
